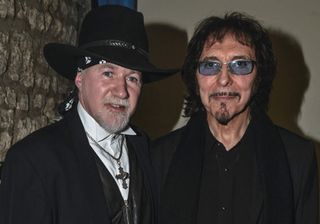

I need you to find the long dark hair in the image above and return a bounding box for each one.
[182,12,276,117]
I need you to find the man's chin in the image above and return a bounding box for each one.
[216,115,231,125]
[101,121,128,134]
[214,107,250,126]
[97,113,129,133]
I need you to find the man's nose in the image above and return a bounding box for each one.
[217,67,233,87]
[112,78,129,99]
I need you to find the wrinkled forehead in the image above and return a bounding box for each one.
[200,33,256,62]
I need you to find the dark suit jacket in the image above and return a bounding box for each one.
[152,112,318,224]
[0,109,157,224]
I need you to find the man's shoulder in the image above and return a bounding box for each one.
[150,127,186,163]
[277,126,314,152]
[8,118,69,157]
[276,126,316,167]
[152,127,185,149]
[150,127,186,185]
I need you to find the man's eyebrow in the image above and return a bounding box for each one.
[200,56,219,61]
[230,55,253,60]
[98,63,141,75]
[200,55,253,61]
[96,63,115,72]
[129,69,141,74]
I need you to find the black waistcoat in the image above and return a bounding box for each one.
[94,140,152,224]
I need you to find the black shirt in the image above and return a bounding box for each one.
[196,121,256,224]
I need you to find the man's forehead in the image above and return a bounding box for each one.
[204,33,253,49]
[201,35,255,59]
[92,62,141,74]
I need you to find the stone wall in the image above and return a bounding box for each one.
[0,0,90,161]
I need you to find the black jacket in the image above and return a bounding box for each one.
[0,109,158,224]
[152,111,318,224]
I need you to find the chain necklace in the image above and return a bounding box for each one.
[86,132,130,189]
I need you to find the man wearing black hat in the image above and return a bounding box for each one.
[0,5,176,224]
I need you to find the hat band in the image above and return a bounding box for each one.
[79,39,149,57]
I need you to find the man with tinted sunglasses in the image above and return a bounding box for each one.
[152,12,318,224]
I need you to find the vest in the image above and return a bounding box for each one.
[94,140,152,224]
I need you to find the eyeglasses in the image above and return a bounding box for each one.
[198,59,256,76]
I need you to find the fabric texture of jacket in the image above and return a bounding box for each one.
[152,110,318,224]
[0,108,158,224]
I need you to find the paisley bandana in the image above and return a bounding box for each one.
[77,56,108,72]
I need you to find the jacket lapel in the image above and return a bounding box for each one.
[160,112,207,224]
[63,109,110,224]
[250,108,294,224]
[126,133,157,224]
[250,159,264,224]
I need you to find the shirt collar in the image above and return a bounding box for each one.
[77,102,136,142]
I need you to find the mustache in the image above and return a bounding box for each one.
[103,98,129,107]
[210,92,240,98]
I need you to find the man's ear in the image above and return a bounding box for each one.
[75,72,82,89]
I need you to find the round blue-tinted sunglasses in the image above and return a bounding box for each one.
[198,59,256,76]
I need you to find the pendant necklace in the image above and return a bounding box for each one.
[86,132,130,189]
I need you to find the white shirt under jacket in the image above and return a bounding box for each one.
[77,102,136,200]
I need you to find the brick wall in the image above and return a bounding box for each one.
[0,0,90,161]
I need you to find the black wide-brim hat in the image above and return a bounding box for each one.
[43,5,179,83]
